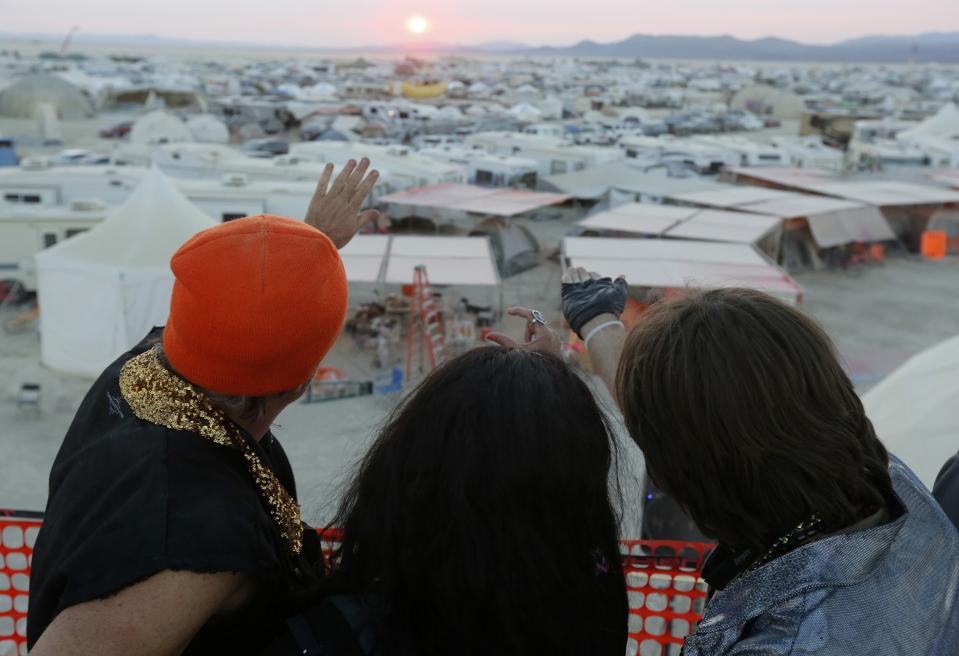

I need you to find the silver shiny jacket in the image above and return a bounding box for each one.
[683,456,959,655]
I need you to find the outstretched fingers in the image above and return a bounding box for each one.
[327,159,356,199]
[348,168,380,212]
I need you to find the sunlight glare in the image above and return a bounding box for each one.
[407,16,429,35]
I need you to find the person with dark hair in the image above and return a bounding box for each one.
[262,309,628,656]
[561,268,959,655]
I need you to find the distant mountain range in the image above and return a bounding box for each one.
[5,30,959,63]
[514,32,959,62]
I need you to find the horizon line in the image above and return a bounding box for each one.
[3,28,958,53]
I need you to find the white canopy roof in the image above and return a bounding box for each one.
[563,237,802,305]
[729,168,959,206]
[578,203,780,244]
[667,209,781,244]
[339,234,390,283]
[384,236,499,286]
[379,183,570,217]
[676,186,897,248]
[35,169,215,376]
[864,334,959,488]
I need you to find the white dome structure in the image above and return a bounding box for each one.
[0,75,95,119]
[509,102,543,123]
[435,105,464,121]
[864,334,959,488]
[187,114,230,144]
[129,110,194,145]
[35,168,215,376]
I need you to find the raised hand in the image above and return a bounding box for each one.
[305,158,381,249]
[486,306,562,357]
[561,267,628,338]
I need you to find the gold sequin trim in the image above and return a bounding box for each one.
[119,347,303,555]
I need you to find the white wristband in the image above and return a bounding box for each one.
[583,320,625,350]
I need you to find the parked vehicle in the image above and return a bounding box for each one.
[242,138,289,158]
[98,121,134,139]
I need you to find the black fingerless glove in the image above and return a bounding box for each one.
[562,277,628,338]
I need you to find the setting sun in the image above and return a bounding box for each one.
[407,15,429,35]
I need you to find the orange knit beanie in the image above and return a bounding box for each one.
[163,215,348,396]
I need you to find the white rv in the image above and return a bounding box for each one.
[0,199,108,291]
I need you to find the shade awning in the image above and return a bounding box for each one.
[384,236,499,286]
[339,234,390,283]
[379,183,570,217]
[563,237,802,304]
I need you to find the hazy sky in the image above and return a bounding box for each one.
[5,0,959,47]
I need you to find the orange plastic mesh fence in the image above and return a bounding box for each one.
[0,515,714,656]
[0,513,40,656]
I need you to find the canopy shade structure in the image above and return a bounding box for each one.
[35,168,216,376]
[339,234,391,283]
[864,334,959,489]
[674,187,897,248]
[673,186,795,208]
[741,196,896,248]
[578,203,780,245]
[562,237,802,305]
[542,161,725,200]
[384,236,499,286]
[578,203,692,236]
[378,183,570,218]
[727,167,959,206]
[666,209,781,244]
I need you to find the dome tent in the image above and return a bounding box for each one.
[35,168,215,376]
[129,110,194,145]
[0,75,94,119]
[187,114,229,144]
[863,334,959,488]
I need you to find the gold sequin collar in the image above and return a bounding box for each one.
[119,346,303,555]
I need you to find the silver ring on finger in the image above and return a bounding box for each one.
[529,309,548,327]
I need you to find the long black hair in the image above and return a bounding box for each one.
[327,347,626,655]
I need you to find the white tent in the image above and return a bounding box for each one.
[899,103,959,141]
[35,169,215,376]
[864,334,959,489]
[509,102,542,123]
[129,110,194,145]
[187,114,230,144]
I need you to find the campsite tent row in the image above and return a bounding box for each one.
[377,182,571,219]
[34,169,500,378]
[724,167,959,208]
[562,236,803,307]
[670,186,897,249]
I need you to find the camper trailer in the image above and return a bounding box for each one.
[0,199,108,291]
[418,146,538,188]
[0,163,145,207]
[291,141,465,191]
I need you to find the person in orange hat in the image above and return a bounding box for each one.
[28,159,380,656]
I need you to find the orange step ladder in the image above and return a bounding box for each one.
[406,265,446,380]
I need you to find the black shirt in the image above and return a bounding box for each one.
[28,329,323,653]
